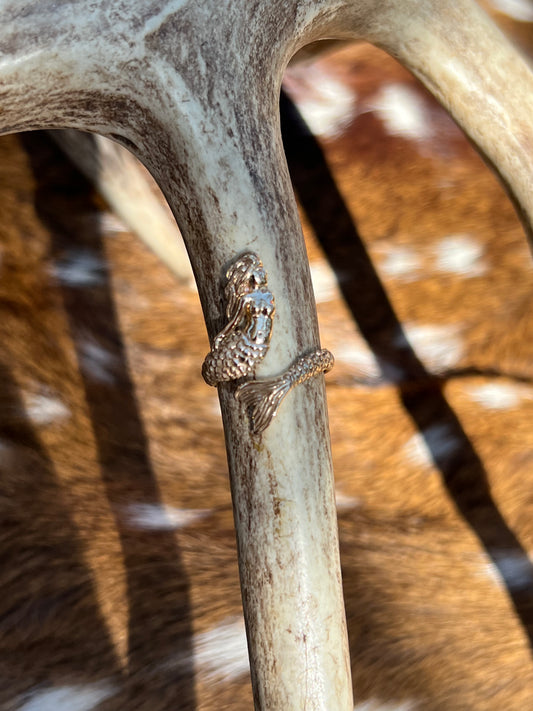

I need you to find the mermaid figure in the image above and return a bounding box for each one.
[202,252,275,386]
[203,251,334,434]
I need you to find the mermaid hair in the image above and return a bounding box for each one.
[224,252,266,320]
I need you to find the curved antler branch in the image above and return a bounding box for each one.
[326,0,533,242]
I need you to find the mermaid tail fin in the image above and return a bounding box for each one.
[235,375,292,434]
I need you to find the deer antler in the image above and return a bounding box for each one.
[1,1,532,708]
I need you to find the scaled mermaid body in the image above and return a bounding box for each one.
[202,252,275,386]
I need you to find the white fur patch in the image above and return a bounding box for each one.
[78,338,118,385]
[23,393,70,426]
[334,343,382,380]
[376,245,422,281]
[334,342,408,383]
[123,503,211,531]
[209,394,222,416]
[433,235,486,277]
[158,616,250,683]
[310,261,340,303]
[193,617,250,682]
[335,489,362,511]
[481,551,533,591]
[354,700,418,711]
[19,682,116,711]
[369,84,432,142]
[284,67,357,139]
[464,382,533,410]
[404,424,463,468]
[51,249,106,287]
[398,323,464,371]
[486,0,533,21]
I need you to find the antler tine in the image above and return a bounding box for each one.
[330,0,533,243]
